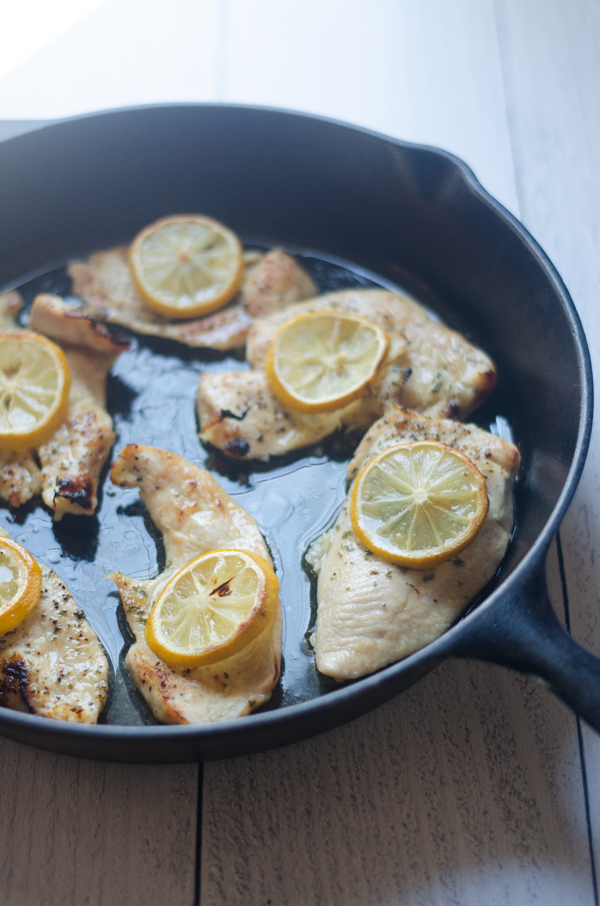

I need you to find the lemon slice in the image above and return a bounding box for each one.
[129,215,244,319]
[0,536,42,634]
[0,332,71,450]
[146,549,279,668]
[350,441,489,568]
[265,311,389,413]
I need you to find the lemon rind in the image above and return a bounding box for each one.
[0,332,71,451]
[265,311,390,414]
[0,537,43,634]
[129,214,244,320]
[145,549,279,668]
[350,441,489,569]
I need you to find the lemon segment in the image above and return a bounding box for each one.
[0,537,42,634]
[129,215,244,319]
[145,549,279,668]
[350,441,489,568]
[265,311,389,413]
[0,332,71,450]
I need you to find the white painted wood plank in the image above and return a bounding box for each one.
[0,0,220,119]
[494,0,600,873]
[202,661,592,906]
[221,0,520,214]
[202,543,584,906]
[0,736,198,906]
[202,3,593,903]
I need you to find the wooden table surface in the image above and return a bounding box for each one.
[0,1,599,904]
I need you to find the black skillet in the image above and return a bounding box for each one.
[0,104,596,763]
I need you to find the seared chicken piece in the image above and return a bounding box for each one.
[198,289,495,460]
[0,290,23,328]
[241,248,317,317]
[28,291,127,357]
[110,444,282,724]
[30,294,128,520]
[0,563,108,721]
[68,247,316,350]
[308,407,520,681]
[0,293,126,517]
[197,360,409,461]
[246,290,495,413]
[0,452,43,510]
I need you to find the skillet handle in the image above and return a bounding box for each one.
[447,559,600,733]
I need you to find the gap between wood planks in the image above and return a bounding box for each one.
[494,0,600,901]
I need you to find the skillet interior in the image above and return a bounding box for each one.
[0,105,589,762]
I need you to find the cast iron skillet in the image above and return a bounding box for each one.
[0,104,596,763]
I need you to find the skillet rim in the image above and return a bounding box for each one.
[0,102,593,759]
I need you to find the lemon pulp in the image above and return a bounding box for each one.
[130,215,244,319]
[351,441,489,567]
[0,332,71,450]
[265,311,389,413]
[0,536,43,634]
[146,549,279,667]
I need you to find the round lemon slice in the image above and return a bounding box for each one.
[350,441,489,568]
[0,537,42,634]
[265,311,389,413]
[129,214,244,319]
[145,549,279,668]
[0,332,71,450]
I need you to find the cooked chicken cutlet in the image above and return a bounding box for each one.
[0,452,43,510]
[308,407,520,681]
[0,290,23,329]
[197,362,408,461]
[29,294,128,520]
[0,293,126,517]
[68,247,316,350]
[241,248,317,317]
[198,289,495,460]
[109,444,282,724]
[0,562,108,721]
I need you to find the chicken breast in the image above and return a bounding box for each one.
[198,288,495,460]
[109,444,282,725]
[197,361,407,461]
[0,293,126,517]
[308,407,520,681]
[0,451,43,510]
[241,248,317,317]
[0,290,23,329]
[0,563,108,722]
[29,294,128,520]
[68,247,316,350]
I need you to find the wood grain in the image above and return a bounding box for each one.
[202,659,593,906]
[495,0,600,876]
[0,736,198,906]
